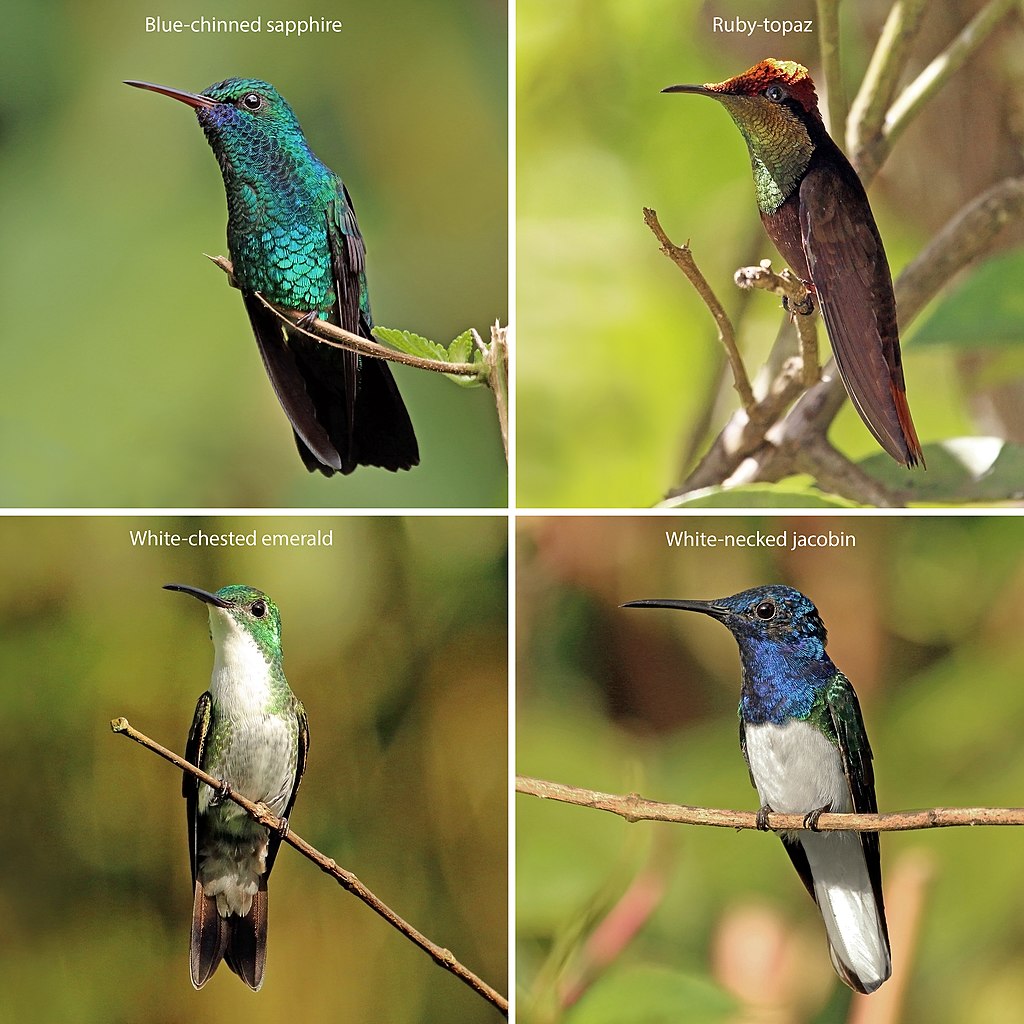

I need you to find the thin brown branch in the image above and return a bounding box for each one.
[644,208,756,412]
[517,775,1024,832]
[733,261,820,388]
[111,717,508,1017]
[206,254,486,378]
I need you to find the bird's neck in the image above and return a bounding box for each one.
[722,102,817,215]
[209,619,282,716]
[737,637,835,725]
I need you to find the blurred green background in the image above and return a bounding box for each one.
[0,515,507,1022]
[517,515,1024,1023]
[0,0,507,507]
[517,0,1024,506]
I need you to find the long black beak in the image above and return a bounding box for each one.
[622,598,728,620]
[662,83,714,96]
[125,81,219,109]
[164,584,232,608]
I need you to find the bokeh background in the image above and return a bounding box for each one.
[0,0,507,507]
[517,0,1024,506]
[0,515,507,1023]
[518,515,1024,1023]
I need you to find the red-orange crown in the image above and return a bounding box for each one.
[705,58,819,114]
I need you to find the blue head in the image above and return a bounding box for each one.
[125,77,319,181]
[624,585,836,724]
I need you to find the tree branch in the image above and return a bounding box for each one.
[206,254,486,378]
[815,0,847,137]
[846,0,930,172]
[111,717,508,1017]
[643,208,755,412]
[880,0,1016,167]
[517,775,1024,832]
[732,261,819,388]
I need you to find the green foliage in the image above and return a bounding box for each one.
[860,439,1024,504]
[912,251,1024,350]
[374,326,488,386]
[568,967,735,1024]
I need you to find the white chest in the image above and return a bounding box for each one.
[744,719,852,813]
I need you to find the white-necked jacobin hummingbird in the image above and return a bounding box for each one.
[624,585,890,993]
[166,583,309,991]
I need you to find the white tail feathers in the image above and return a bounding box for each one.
[801,831,891,993]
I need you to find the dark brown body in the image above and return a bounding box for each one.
[762,131,921,467]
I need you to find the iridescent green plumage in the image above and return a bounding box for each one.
[166,583,309,991]
[127,77,419,476]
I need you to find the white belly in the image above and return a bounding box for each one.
[744,718,851,813]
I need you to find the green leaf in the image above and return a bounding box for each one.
[910,251,1024,350]
[374,326,487,387]
[373,326,449,361]
[662,484,861,508]
[567,965,735,1024]
[447,329,476,364]
[859,438,1024,503]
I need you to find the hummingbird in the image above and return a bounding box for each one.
[664,59,924,468]
[624,585,890,993]
[165,583,309,991]
[127,77,419,476]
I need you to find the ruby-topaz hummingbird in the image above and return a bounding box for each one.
[664,59,923,468]
[165,583,309,991]
[127,78,419,476]
[624,585,891,993]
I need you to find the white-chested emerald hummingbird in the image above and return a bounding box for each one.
[625,585,890,993]
[166,583,309,991]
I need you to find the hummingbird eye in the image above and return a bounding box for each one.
[250,599,267,618]
[765,84,786,103]
[241,92,264,111]
[755,600,776,620]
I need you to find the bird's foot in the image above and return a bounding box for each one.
[755,804,774,831]
[210,778,233,806]
[782,293,815,317]
[295,310,319,331]
[802,804,831,832]
[277,814,291,842]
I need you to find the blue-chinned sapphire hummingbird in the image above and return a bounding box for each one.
[624,585,890,993]
[127,78,419,476]
[166,583,309,991]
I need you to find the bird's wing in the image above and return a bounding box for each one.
[738,717,756,789]
[265,700,310,876]
[798,160,921,466]
[825,673,889,937]
[321,184,419,472]
[325,184,364,414]
[183,692,213,887]
[327,182,373,337]
[242,291,344,472]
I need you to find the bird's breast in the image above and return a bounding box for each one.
[744,718,851,813]
[223,174,335,312]
[761,193,810,280]
[200,710,297,822]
